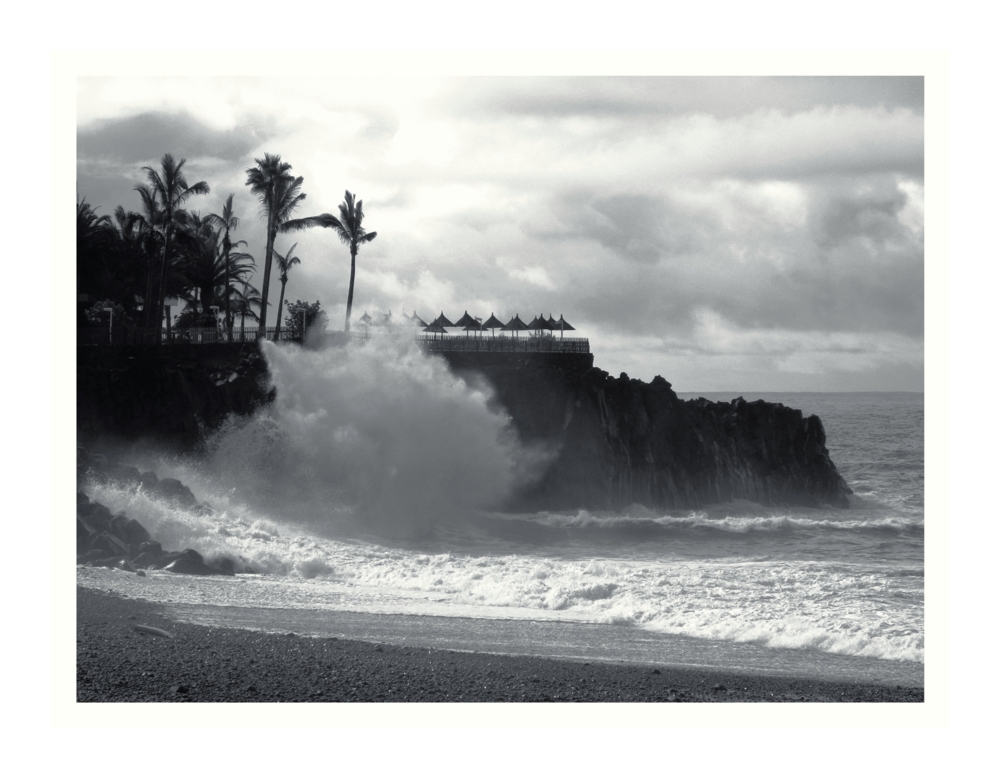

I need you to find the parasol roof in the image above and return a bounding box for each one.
[546,314,559,329]
[357,311,373,325]
[430,312,456,328]
[556,315,575,331]
[501,314,529,331]
[481,313,505,330]
[408,311,428,328]
[453,310,479,328]
[526,314,549,330]
[422,322,447,334]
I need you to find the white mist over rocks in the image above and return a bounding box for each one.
[203,335,549,538]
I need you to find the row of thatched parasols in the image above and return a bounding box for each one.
[355,310,576,339]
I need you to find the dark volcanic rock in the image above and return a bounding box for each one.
[155,478,197,508]
[444,354,852,511]
[164,557,233,576]
[77,342,273,446]
[77,343,851,512]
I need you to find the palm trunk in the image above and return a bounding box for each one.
[143,256,156,329]
[155,217,173,344]
[344,244,357,332]
[259,219,276,339]
[275,278,288,341]
[223,234,232,340]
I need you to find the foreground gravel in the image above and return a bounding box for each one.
[77,587,923,703]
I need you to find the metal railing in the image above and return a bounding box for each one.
[78,326,299,346]
[79,327,591,354]
[414,334,590,353]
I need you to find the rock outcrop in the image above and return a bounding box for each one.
[448,355,852,510]
[76,447,246,575]
[77,343,274,447]
[77,343,851,511]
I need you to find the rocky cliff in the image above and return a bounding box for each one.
[76,343,851,510]
[77,343,273,448]
[448,354,852,510]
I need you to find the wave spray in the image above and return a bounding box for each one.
[202,335,546,538]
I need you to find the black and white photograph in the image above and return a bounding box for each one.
[69,66,932,713]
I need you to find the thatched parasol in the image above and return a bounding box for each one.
[454,310,480,338]
[501,313,529,339]
[422,322,447,340]
[430,312,456,329]
[481,313,504,337]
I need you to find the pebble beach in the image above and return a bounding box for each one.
[77,587,923,704]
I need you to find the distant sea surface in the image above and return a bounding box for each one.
[79,381,924,687]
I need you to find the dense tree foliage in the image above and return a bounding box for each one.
[77,151,375,337]
[284,300,327,341]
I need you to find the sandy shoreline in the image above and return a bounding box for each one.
[76,587,923,703]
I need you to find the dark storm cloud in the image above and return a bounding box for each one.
[439,76,924,120]
[78,111,266,165]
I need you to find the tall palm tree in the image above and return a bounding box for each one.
[206,194,241,339]
[142,154,210,339]
[245,154,306,335]
[281,190,377,332]
[273,243,301,341]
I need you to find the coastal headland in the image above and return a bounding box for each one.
[77,339,851,511]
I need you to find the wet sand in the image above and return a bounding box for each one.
[76,587,923,703]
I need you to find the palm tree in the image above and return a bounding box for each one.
[142,154,210,339]
[281,190,377,332]
[173,212,256,322]
[77,199,115,299]
[231,280,262,340]
[130,184,164,320]
[206,194,241,339]
[272,243,301,341]
[245,154,306,336]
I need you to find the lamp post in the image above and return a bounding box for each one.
[103,307,113,345]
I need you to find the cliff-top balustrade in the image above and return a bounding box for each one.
[77,326,591,354]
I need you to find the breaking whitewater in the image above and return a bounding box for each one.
[77,339,924,687]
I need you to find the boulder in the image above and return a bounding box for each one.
[109,514,151,547]
[89,531,130,559]
[103,464,142,486]
[164,557,233,576]
[139,471,159,490]
[132,551,160,569]
[155,548,204,569]
[77,549,109,565]
[155,478,198,508]
[137,540,163,558]
[207,556,235,574]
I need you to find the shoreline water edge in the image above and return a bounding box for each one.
[77,587,923,703]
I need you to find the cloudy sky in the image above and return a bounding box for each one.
[77,74,924,391]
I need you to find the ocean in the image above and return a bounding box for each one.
[77,340,924,688]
